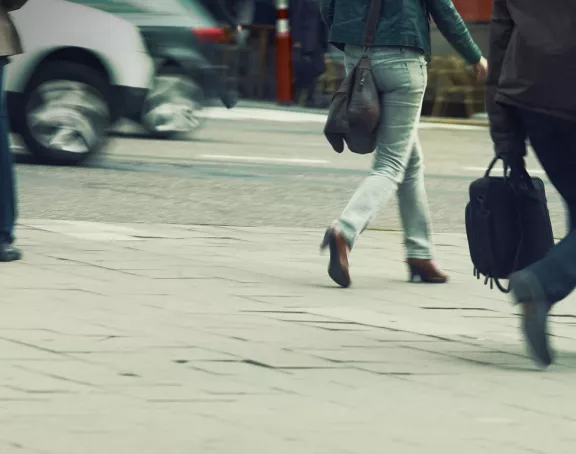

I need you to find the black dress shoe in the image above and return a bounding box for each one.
[510,271,552,368]
[0,243,22,262]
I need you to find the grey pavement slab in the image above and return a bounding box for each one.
[1,220,576,453]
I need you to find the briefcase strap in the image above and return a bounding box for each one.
[494,278,511,293]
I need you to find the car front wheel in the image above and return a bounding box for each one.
[17,62,111,166]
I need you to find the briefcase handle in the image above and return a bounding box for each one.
[484,155,535,190]
[484,156,507,178]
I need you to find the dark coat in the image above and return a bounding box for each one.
[290,0,326,54]
[486,0,576,157]
[253,0,276,25]
[319,0,482,65]
[290,0,327,81]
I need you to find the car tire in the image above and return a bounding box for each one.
[16,62,112,166]
[141,68,206,140]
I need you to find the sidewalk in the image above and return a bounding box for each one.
[237,100,490,127]
[2,220,575,454]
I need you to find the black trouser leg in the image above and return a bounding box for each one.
[0,58,15,245]
[519,109,576,304]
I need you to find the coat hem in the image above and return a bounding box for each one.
[496,93,576,124]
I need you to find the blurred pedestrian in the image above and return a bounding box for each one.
[253,0,276,25]
[234,0,256,45]
[290,0,328,107]
[319,0,487,288]
[0,0,26,262]
[486,0,576,367]
[199,0,233,26]
[200,0,256,45]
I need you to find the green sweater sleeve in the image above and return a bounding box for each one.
[426,0,483,64]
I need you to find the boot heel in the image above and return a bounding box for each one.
[406,259,448,284]
[320,229,331,252]
[408,265,419,283]
[321,227,351,288]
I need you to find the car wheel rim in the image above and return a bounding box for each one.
[26,80,110,154]
[142,75,205,134]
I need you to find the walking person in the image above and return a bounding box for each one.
[486,0,576,368]
[234,0,256,45]
[319,0,487,288]
[0,0,26,262]
[290,0,328,107]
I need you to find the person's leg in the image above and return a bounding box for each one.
[0,57,19,261]
[397,135,433,259]
[335,47,428,248]
[394,134,447,282]
[509,108,576,367]
[293,82,303,104]
[305,76,316,103]
[518,110,576,305]
[292,50,306,104]
[304,53,326,106]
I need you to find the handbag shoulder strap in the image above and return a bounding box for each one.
[362,0,383,48]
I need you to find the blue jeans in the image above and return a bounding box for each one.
[518,109,576,304]
[335,46,433,259]
[0,57,16,244]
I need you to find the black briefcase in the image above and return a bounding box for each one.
[465,157,554,292]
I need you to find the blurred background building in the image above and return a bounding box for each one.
[30,0,492,160]
[208,0,492,118]
[59,0,492,120]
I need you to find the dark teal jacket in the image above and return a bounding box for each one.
[319,0,482,64]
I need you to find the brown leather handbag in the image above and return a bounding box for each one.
[324,0,382,155]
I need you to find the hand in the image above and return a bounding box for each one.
[473,57,488,82]
[497,143,527,170]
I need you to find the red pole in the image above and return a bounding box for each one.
[275,0,293,104]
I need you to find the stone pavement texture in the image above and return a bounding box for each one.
[2,220,576,454]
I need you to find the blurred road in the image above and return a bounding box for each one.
[14,106,567,236]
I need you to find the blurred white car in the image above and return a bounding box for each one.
[6,0,155,165]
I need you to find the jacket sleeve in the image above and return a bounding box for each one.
[486,0,526,157]
[426,0,482,64]
[318,0,334,27]
[2,0,28,12]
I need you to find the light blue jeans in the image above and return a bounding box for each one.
[335,46,433,259]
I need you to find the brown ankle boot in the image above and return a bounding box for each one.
[320,227,351,288]
[406,258,448,284]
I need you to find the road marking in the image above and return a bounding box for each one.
[200,107,487,130]
[464,166,545,175]
[197,154,330,165]
[419,123,486,131]
[200,107,327,123]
